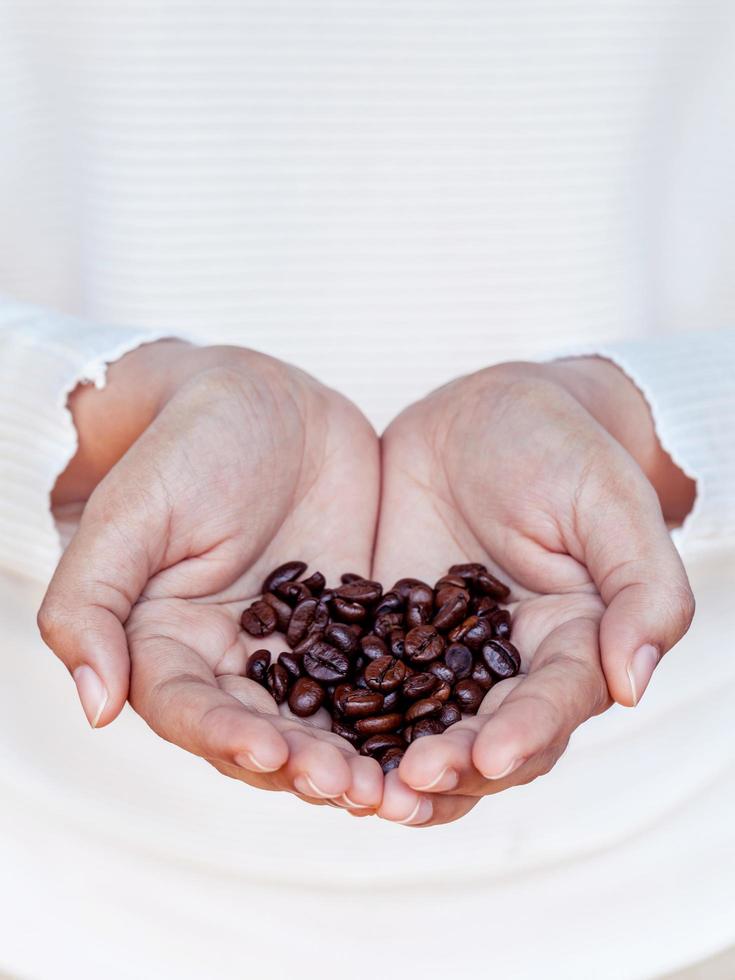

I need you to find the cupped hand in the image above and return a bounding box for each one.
[38,345,383,811]
[372,360,695,826]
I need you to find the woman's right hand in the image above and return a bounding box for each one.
[37,343,383,811]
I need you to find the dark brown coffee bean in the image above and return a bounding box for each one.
[489,608,512,640]
[360,733,406,757]
[410,718,445,739]
[482,638,521,678]
[300,571,326,595]
[448,562,487,585]
[453,678,485,713]
[354,713,404,735]
[430,661,456,685]
[292,629,325,655]
[340,572,363,584]
[379,747,405,773]
[434,574,467,592]
[471,659,494,690]
[475,570,511,601]
[439,702,462,728]
[433,680,452,703]
[262,560,308,595]
[405,584,434,628]
[472,595,499,618]
[448,614,493,651]
[288,677,325,717]
[336,579,382,604]
[403,724,414,743]
[382,689,401,712]
[303,641,350,682]
[262,592,293,631]
[245,649,271,683]
[402,671,439,701]
[392,577,432,601]
[241,600,278,637]
[333,683,354,715]
[364,655,408,693]
[275,581,312,605]
[404,625,445,664]
[406,697,442,722]
[286,598,329,647]
[325,622,360,655]
[373,611,403,638]
[360,634,389,660]
[278,651,303,679]
[332,719,361,747]
[266,663,290,704]
[374,591,404,616]
[444,642,473,679]
[387,628,406,659]
[331,595,367,623]
[432,591,469,630]
[342,690,384,718]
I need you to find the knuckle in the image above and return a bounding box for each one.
[670,580,696,635]
[36,597,66,649]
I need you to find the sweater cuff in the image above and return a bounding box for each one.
[0,300,177,582]
[544,329,735,551]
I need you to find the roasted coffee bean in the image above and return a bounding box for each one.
[430,661,456,685]
[439,702,462,728]
[410,718,445,739]
[287,598,329,647]
[382,689,401,712]
[472,595,498,619]
[453,678,485,713]
[448,562,487,582]
[340,572,363,584]
[336,579,383,605]
[325,621,360,654]
[278,651,303,679]
[354,674,369,690]
[379,747,405,774]
[406,697,442,722]
[392,577,432,601]
[433,680,452,703]
[262,560,308,595]
[444,642,473,679]
[404,625,445,664]
[262,592,293,631]
[387,628,406,659]
[482,638,521,678]
[433,592,469,631]
[332,719,361,747]
[361,634,389,661]
[374,591,404,616]
[403,724,414,743]
[360,733,406,757]
[449,614,493,651]
[475,570,511,601]
[373,611,403,638]
[303,641,350,682]
[405,584,434,628]
[288,677,325,717]
[241,600,278,637]
[245,649,271,683]
[402,671,439,701]
[354,712,404,735]
[266,663,290,704]
[276,580,312,605]
[342,690,385,718]
[331,595,367,623]
[293,629,325,654]
[489,608,512,640]
[301,571,326,595]
[471,659,494,690]
[333,683,354,715]
[364,655,407,693]
[434,574,467,592]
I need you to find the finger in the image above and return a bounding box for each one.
[580,468,696,707]
[471,616,609,785]
[279,726,352,800]
[336,754,384,812]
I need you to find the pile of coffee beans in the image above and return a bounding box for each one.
[240,561,520,774]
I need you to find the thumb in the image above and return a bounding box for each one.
[38,491,158,727]
[580,469,695,707]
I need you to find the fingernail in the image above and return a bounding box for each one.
[234,751,281,774]
[398,797,433,826]
[293,774,336,799]
[627,644,660,706]
[481,757,522,780]
[339,793,372,809]
[412,767,459,792]
[73,665,108,728]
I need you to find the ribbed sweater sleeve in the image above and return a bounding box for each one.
[0,297,170,581]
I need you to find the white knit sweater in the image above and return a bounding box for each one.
[1,3,734,979]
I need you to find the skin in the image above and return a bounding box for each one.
[38,345,695,826]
